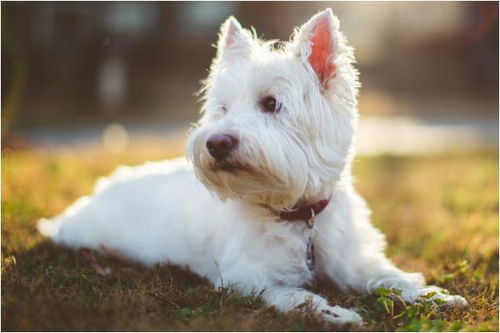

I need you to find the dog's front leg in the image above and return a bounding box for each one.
[262,287,363,327]
[316,226,467,308]
[210,263,362,327]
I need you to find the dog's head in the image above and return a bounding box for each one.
[187,9,359,211]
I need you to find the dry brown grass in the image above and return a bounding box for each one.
[2,143,498,331]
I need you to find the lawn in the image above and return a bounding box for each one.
[2,143,498,331]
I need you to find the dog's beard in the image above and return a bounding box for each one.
[187,128,310,211]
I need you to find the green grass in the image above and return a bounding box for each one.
[2,144,498,331]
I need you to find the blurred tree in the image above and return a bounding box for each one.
[1,8,25,137]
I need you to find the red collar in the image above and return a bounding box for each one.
[279,197,331,221]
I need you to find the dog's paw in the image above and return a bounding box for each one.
[418,286,468,309]
[428,293,468,309]
[319,306,363,328]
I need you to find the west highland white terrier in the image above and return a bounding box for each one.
[39,9,466,327]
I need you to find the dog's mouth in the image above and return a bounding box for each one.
[211,159,250,173]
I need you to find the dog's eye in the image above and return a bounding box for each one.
[261,96,281,113]
[221,105,227,113]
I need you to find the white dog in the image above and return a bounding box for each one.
[39,9,466,326]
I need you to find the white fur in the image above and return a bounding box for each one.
[39,9,466,327]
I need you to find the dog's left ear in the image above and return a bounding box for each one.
[216,16,253,64]
[291,9,342,91]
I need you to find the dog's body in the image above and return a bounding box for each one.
[39,9,466,326]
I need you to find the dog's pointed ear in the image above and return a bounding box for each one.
[216,16,253,63]
[291,9,341,90]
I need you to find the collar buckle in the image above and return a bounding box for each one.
[279,195,331,222]
[306,208,315,228]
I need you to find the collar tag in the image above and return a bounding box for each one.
[279,197,331,273]
[304,208,317,272]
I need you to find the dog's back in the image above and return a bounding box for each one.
[38,158,215,266]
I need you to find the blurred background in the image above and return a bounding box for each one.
[3,4,499,331]
[2,1,498,155]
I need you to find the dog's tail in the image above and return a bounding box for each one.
[36,196,95,247]
[37,217,61,238]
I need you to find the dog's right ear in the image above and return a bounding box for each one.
[291,9,343,91]
[215,16,253,64]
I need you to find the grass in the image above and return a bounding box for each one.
[2,142,498,331]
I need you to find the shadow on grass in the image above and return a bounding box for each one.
[2,241,214,331]
[3,241,347,331]
[2,240,496,331]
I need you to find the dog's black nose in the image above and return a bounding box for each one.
[206,134,238,160]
